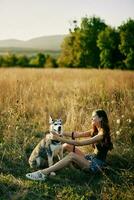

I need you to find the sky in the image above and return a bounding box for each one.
[0,0,134,41]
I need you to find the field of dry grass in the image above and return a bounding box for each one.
[0,68,134,200]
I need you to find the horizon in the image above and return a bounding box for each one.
[0,34,67,42]
[0,0,134,40]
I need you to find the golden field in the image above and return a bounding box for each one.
[0,68,134,200]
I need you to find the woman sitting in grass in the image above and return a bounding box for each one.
[26,109,113,181]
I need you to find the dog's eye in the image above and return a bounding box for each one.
[54,123,57,125]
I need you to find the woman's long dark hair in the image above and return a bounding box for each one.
[91,109,113,150]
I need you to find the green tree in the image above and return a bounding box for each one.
[45,55,58,68]
[36,53,46,67]
[17,55,29,67]
[0,56,4,67]
[97,27,123,68]
[29,53,46,68]
[58,28,84,68]
[4,53,17,67]
[80,16,107,67]
[119,19,134,69]
[58,16,107,68]
[124,49,134,69]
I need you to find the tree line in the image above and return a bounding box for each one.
[0,16,134,69]
[0,53,58,68]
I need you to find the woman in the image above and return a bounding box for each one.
[26,109,113,181]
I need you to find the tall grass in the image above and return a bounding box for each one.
[0,68,134,200]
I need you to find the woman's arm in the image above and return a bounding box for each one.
[52,132,103,146]
[63,130,92,138]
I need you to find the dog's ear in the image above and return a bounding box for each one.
[49,116,53,124]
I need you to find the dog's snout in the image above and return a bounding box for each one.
[58,126,61,132]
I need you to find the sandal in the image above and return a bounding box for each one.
[26,170,47,181]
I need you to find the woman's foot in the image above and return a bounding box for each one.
[26,170,47,181]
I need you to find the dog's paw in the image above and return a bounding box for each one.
[50,172,56,176]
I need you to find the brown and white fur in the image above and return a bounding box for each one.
[28,116,63,175]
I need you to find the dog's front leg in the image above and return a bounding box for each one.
[58,148,63,161]
[48,155,53,167]
[48,155,56,176]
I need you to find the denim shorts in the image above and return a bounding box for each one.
[85,154,105,173]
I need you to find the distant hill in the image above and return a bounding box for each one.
[0,35,66,51]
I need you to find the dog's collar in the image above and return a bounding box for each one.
[51,140,61,145]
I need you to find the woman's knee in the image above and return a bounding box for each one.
[67,152,77,161]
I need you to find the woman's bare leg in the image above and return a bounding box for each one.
[63,143,85,156]
[41,152,90,175]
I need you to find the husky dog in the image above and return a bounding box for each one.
[28,116,63,174]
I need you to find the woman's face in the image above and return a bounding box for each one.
[91,112,102,127]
